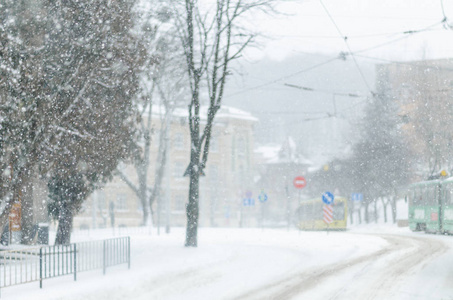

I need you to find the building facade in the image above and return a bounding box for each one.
[74,106,257,229]
[254,137,313,227]
[376,58,453,176]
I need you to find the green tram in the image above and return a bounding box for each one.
[407,177,453,234]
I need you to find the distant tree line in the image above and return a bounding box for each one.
[307,84,412,224]
[308,61,453,225]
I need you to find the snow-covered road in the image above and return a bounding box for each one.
[4,226,453,300]
[239,234,450,299]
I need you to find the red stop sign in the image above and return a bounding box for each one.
[293,176,306,189]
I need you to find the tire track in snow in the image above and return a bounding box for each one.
[328,234,447,300]
[236,234,448,300]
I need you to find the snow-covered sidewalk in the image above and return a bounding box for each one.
[3,227,390,300]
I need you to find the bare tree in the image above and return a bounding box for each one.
[349,91,411,223]
[175,0,274,247]
[117,4,187,226]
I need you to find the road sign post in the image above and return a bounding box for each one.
[241,191,254,227]
[323,204,333,234]
[258,191,268,203]
[298,189,301,234]
[258,190,268,231]
[285,185,290,232]
[293,176,306,234]
[322,192,334,235]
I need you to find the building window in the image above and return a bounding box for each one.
[245,135,250,168]
[173,161,185,177]
[209,165,218,183]
[173,132,184,150]
[94,190,106,211]
[174,194,186,211]
[210,135,218,152]
[237,136,246,158]
[116,194,128,211]
[231,137,235,171]
[137,197,143,212]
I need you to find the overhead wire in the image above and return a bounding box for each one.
[271,30,436,40]
[225,7,448,100]
[348,20,445,56]
[319,0,374,94]
[224,56,338,98]
[283,83,364,98]
[282,83,368,118]
[258,110,328,115]
[277,14,440,21]
[440,0,452,29]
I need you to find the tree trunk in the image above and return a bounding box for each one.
[390,196,397,223]
[0,174,25,235]
[139,176,148,226]
[149,145,168,223]
[349,200,354,225]
[20,169,35,245]
[0,195,14,234]
[380,197,388,223]
[55,205,74,245]
[374,199,378,223]
[185,171,199,247]
[210,194,216,227]
[364,202,370,223]
[357,206,362,224]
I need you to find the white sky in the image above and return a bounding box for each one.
[244,0,453,62]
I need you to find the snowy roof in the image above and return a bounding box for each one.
[255,137,313,166]
[148,105,257,122]
[216,106,258,122]
[254,144,281,162]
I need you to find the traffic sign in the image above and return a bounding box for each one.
[293,176,306,189]
[322,191,334,205]
[323,204,333,224]
[243,198,255,206]
[351,193,363,201]
[258,191,268,203]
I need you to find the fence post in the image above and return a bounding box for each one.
[39,248,43,289]
[103,240,106,275]
[127,237,130,269]
[73,244,77,281]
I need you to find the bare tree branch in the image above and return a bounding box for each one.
[117,169,139,196]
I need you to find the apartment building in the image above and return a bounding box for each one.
[74,106,257,229]
[376,58,453,175]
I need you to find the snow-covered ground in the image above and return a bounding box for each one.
[3,224,453,300]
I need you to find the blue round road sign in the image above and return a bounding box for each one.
[258,191,268,203]
[322,191,334,205]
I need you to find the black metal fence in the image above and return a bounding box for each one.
[0,236,130,291]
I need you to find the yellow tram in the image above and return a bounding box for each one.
[296,196,348,230]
